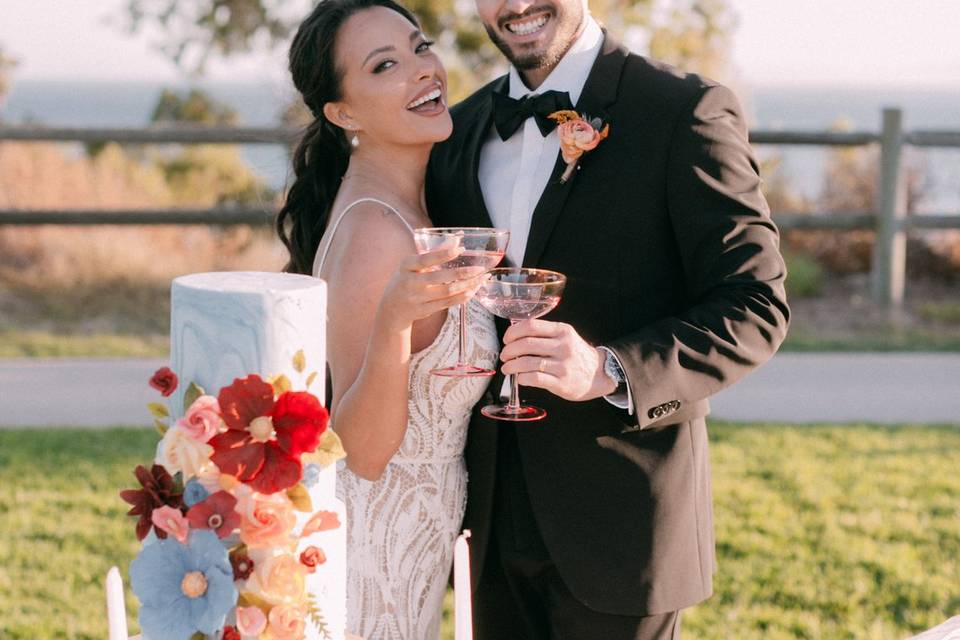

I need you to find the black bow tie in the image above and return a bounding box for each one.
[491,90,574,141]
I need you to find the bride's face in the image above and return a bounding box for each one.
[326,7,452,147]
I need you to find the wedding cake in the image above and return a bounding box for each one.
[124,271,346,640]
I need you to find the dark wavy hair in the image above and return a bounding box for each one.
[277,0,420,274]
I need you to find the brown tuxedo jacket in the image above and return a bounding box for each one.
[426,34,789,616]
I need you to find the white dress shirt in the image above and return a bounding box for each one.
[479,16,603,267]
[478,17,634,414]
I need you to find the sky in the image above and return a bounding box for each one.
[1,0,960,88]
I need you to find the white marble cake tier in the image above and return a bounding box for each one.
[169,271,345,640]
[170,271,326,419]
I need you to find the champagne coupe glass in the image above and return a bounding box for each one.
[475,268,567,421]
[412,227,510,377]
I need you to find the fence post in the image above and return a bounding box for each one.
[872,108,907,308]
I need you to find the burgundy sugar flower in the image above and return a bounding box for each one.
[149,366,179,397]
[119,464,184,541]
[230,550,255,581]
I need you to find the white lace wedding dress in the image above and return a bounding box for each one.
[314,198,499,640]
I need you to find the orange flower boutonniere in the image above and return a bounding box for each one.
[548,110,610,183]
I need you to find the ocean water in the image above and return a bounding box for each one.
[746,85,960,212]
[3,80,958,210]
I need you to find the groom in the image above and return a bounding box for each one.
[428,0,789,637]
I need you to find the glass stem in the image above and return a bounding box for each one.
[507,373,521,412]
[457,303,467,365]
[506,318,520,411]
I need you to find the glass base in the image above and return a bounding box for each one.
[430,364,497,378]
[481,403,547,422]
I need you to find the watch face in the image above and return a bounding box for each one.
[604,350,624,383]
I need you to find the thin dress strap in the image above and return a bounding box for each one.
[313,197,415,275]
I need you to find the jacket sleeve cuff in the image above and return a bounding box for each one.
[598,346,634,416]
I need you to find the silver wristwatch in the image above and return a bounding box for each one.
[599,347,626,390]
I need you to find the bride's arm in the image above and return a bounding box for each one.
[323,207,483,481]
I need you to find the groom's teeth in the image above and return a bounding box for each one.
[507,14,548,36]
[406,88,442,110]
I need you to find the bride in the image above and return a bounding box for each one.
[276,1,498,638]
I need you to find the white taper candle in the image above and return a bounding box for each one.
[454,529,473,640]
[106,566,128,640]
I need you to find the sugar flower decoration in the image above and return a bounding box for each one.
[149,366,179,397]
[244,552,308,606]
[119,464,183,542]
[187,490,241,539]
[177,394,223,443]
[183,479,210,507]
[156,424,214,479]
[236,606,267,636]
[266,603,308,640]
[230,548,255,581]
[299,545,326,573]
[209,374,328,494]
[235,484,297,549]
[129,530,238,640]
[151,505,190,543]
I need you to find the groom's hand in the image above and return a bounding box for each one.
[500,319,618,402]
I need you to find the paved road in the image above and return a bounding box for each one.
[1,353,958,428]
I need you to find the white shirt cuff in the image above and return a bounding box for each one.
[597,347,634,416]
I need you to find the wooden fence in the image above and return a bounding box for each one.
[1,108,959,308]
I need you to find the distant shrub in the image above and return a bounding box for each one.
[784,252,825,298]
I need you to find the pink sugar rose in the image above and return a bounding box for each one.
[557,119,604,164]
[235,485,297,549]
[266,604,307,640]
[236,605,268,636]
[150,505,189,543]
[177,395,223,443]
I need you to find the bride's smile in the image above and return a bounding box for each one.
[404,82,446,116]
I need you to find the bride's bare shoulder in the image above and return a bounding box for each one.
[321,199,416,282]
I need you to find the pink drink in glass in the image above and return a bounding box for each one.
[475,268,567,422]
[412,227,510,377]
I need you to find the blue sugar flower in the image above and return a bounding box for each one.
[182,480,210,507]
[302,463,322,489]
[129,529,238,640]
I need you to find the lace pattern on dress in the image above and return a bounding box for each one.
[338,299,498,640]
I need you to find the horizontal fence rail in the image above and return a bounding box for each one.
[0,124,298,144]
[0,207,275,225]
[1,108,959,307]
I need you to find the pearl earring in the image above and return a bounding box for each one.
[351,134,360,148]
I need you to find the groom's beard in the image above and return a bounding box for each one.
[484,3,584,72]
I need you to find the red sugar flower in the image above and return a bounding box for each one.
[149,366,179,397]
[299,545,326,573]
[119,464,184,541]
[230,550,255,581]
[209,375,328,495]
[186,490,241,539]
[221,625,241,640]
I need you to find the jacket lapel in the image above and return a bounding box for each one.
[459,76,507,230]
[521,33,628,268]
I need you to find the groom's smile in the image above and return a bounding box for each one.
[477,0,586,84]
[502,9,552,39]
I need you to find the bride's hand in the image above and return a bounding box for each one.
[375,245,488,333]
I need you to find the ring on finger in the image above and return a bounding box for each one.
[538,358,547,374]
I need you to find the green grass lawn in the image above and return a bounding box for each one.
[2,423,958,639]
[0,330,169,358]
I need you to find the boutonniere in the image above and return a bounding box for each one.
[548,110,611,183]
